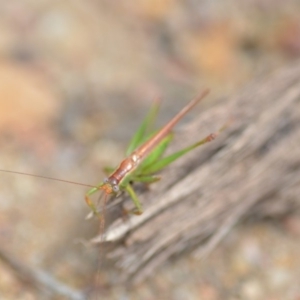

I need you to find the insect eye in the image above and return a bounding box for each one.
[112,185,119,193]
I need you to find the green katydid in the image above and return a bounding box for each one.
[0,89,223,221]
[84,88,223,218]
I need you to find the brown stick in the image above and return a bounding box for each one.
[0,247,86,299]
[93,62,300,284]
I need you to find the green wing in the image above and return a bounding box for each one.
[138,133,173,171]
[126,99,160,156]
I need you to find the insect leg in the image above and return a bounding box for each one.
[124,184,143,215]
[132,175,161,184]
[85,187,99,215]
[142,125,226,174]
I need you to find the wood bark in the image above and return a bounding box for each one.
[92,62,300,283]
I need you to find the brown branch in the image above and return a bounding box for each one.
[0,247,86,300]
[92,62,300,284]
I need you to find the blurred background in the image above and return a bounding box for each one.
[0,0,300,299]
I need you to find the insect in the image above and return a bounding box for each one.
[0,89,223,223]
[84,88,224,219]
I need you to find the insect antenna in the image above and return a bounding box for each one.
[0,169,95,188]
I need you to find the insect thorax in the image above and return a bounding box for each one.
[108,154,141,184]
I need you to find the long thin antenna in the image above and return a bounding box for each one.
[0,169,95,188]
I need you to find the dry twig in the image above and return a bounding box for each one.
[93,62,300,284]
[0,247,86,300]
